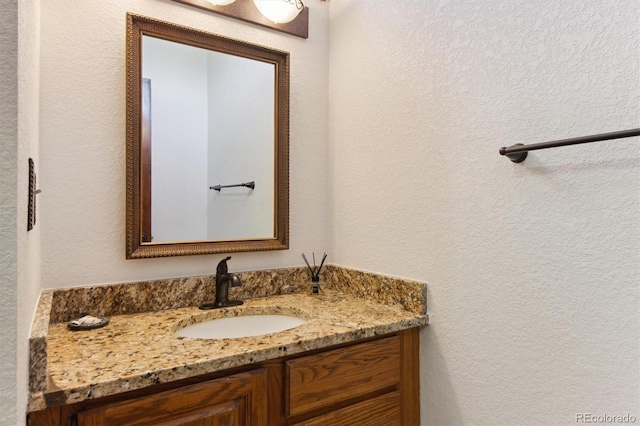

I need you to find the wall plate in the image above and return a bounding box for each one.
[28,158,37,231]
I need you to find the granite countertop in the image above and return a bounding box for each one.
[30,289,428,412]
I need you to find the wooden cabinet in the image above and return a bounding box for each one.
[291,391,401,426]
[285,329,420,426]
[286,336,401,421]
[76,369,266,426]
[28,328,419,426]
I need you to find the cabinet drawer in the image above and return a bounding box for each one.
[286,336,400,417]
[292,391,401,426]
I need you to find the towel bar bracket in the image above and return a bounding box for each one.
[499,143,528,163]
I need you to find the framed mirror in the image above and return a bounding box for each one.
[126,14,289,258]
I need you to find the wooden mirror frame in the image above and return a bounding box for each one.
[126,14,289,259]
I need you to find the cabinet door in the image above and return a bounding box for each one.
[76,369,267,426]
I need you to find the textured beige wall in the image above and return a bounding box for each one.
[0,0,19,423]
[39,1,330,287]
[329,1,639,424]
[1,0,41,424]
[17,0,41,421]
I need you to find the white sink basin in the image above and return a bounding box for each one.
[176,314,306,339]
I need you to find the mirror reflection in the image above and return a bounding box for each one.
[126,14,289,258]
[142,36,275,243]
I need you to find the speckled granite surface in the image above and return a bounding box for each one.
[324,265,427,315]
[48,266,312,323]
[28,265,428,412]
[29,291,52,394]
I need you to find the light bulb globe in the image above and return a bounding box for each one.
[207,0,237,5]
[253,0,304,24]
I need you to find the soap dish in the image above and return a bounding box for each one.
[67,315,110,331]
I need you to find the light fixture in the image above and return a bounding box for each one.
[206,0,236,5]
[253,0,305,24]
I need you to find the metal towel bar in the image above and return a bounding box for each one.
[209,181,255,191]
[499,128,640,163]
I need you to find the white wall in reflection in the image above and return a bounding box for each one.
[143,36,275,243]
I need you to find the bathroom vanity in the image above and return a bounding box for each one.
[29,329,419,425]
[26,266,428,425]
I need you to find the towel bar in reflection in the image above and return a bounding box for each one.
[209,181,255,191]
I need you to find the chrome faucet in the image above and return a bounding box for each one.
[199,256,244,310]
